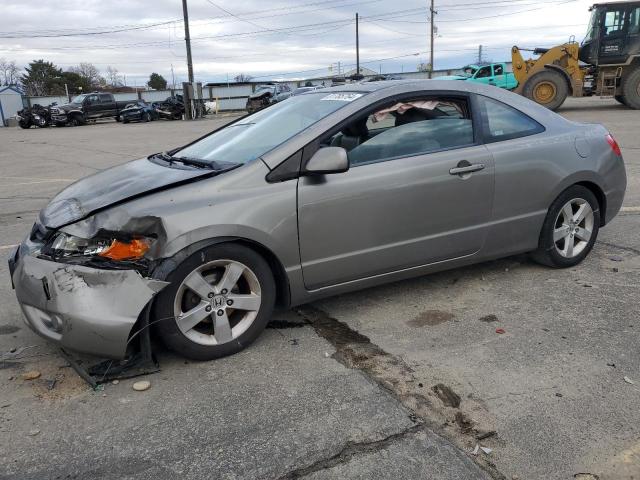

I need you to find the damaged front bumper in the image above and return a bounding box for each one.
[9,246,168,359]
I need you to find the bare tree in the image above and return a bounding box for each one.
[69,62,103,88]
[105,66,122,87]
[234,73,254,83]
[0,58,20,86]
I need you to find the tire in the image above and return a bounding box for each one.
[70,114,84,127]
[531,185,600,268]
[154,243,276,360]
[523,70,569,111]
[123,119,129,124]
[144,112,151,122]
[614,95,628,106]
[18,121,31,129]
[621,67,640,110]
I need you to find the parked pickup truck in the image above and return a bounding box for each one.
[50,92,131,126]
[440,63,518,90]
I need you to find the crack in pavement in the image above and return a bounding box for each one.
[296,305,506,480]
[277,424,426,479]
[598,241,640,255]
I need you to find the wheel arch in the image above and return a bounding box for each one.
[547,176,607,227]
[151,236,291,309]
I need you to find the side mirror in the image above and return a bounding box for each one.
[304,147,349,175]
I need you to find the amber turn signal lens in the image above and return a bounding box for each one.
[99,238,150,260]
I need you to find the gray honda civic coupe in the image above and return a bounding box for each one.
[9,80,626,361]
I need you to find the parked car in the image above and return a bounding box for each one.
[15,104,51,129]
[154,95,184,120]
[9,81,626,362]
[440,63,518,90]
[50,92,130,126]
[246,83,292,113]
[120,101,158,123]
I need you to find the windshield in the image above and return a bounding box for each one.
[70,94,87,104]
[462,67,475,77]
[174,92,362,165]
[583,9,598,43]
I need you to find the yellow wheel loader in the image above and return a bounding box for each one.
[512,1,640,110]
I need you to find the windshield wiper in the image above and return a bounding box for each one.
[153,152,240,172]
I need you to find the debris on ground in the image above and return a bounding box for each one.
[495,328,506,334]
[574,474,600,480]
[555,393,563,397]
[132,380,151,391]
[289,338,299,346]
[607,363,616,368]
[471,444,480,455]
[27,429,40,436]
[612,267,619,272]
[454,411,473,434]
[432,383,462,408]
[480,446,493,454]
[623,376,635,385]
[479,314,498,323]
[46,378,57,390]
[609,255,623,262]
[476,430,496,440]
[22,370,41,380]
[112,379,119,385]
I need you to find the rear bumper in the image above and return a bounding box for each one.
[10,249,168,359]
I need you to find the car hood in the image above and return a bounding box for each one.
[39,158,217,229]
[54,102,81,112]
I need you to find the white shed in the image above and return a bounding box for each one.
[0,86,25,127]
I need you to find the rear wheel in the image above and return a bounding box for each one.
[18,120,31,129]
[532,185,600,268]
[614,95,628,106]
[155,243,275,360]
[621,67,640,110]
[523,70,569,111]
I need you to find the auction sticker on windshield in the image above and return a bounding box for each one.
[320,93,364,102]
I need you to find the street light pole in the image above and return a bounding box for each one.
[356,13,360,78]
[182,0,194,84]
[429,0,436,79]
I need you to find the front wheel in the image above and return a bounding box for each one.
[144,112,152,122]
[18,120,31,129]
[522,70,569,111]
[531,185,600,268]
[154,243,275,360]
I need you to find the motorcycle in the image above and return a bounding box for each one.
[16,104,51,129]
[154,95,185,120]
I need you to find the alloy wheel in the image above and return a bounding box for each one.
[553,198,594,258]
[173,259,262,346]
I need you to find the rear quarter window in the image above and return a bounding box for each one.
[477,95,544,143]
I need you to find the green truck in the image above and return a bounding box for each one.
[439,63,518,90]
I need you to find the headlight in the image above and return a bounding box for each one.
[44,232,152,261]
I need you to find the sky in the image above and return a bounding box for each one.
[0,0,596,86]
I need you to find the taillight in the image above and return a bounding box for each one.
[606,134,621,156]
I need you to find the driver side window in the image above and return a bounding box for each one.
[475,66,491,78]
[321,97,474,167]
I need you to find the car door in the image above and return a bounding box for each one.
[472,66,493,86]
[491,64,506,88]
[99,94,115,117]
[297,95,495,290]
[84,94,100,118]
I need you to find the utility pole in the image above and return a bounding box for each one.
[429,0,436,79]
[478,45,483,64]
[182,0,194,83]
[355,13,360,78]
[171,64,176,90]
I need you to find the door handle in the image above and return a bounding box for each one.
[449,163,485,175]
